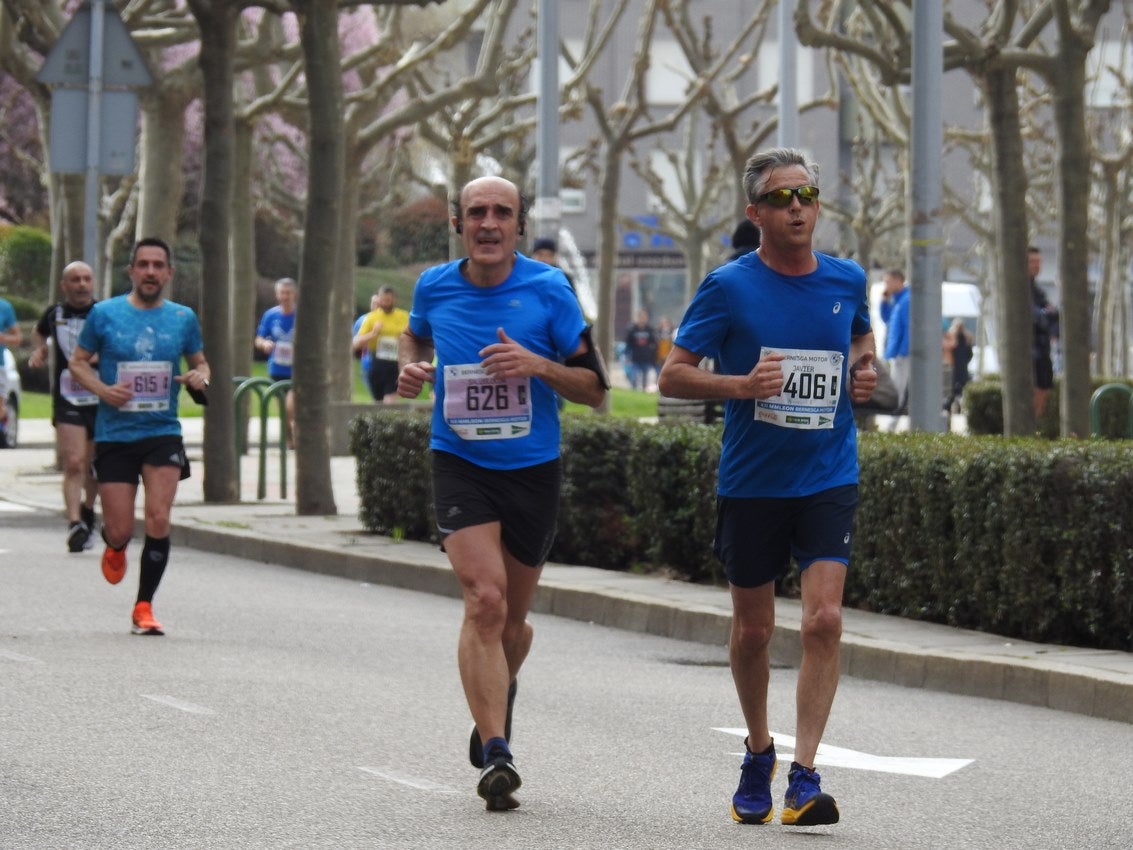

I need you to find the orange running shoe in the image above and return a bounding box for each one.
[131,602,164,636]
[101,546,126,584]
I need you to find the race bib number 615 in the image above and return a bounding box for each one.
[118,360,173,412]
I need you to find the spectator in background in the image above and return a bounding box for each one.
[879,268,910,420]
[624,309,658,391]
[1027,246,1059,419]
[943,317,974,413]
[655,316,674,370]
[0,292,21,445]
[728,218,761,261]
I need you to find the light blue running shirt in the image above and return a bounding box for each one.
[77,294,205,443]
[408,253,585,470]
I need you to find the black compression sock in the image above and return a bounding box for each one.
[137,535,171,603]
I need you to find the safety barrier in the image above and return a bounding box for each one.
[232,377,292,500]
[1088,382,1133,438]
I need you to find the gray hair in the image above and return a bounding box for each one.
[742,148,820,203]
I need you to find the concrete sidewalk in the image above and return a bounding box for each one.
[3,417,1131,725]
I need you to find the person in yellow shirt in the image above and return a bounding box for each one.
[352,286,410,402]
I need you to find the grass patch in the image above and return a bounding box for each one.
[563,387,659,419]
[21,360,376,420]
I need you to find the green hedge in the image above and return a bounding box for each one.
[352,411,1133,651]
[965,376,1133,438]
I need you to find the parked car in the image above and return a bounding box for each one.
[1,346,21,448]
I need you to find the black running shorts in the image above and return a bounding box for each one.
[431,449,562,568]
[93,435,191,484]
[714,484,859,588]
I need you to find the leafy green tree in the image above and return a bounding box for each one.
[0,224,52,301]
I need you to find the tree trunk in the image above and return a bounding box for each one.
[332,144,362,404]
[594,142,624,414]
[232,117,257,381]
[1049,40,1093,438]
[190,0,240,503]
[984,67,1035,436]
[137,95,187,258]
[292,0,342,515]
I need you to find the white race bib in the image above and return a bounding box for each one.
[754,347,843,429]
[273,340,293,367]
[118,360,173,412]
[60,368,98,406]
[376,336,399,362]
[442,364,532,440]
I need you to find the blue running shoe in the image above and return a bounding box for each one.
[469,678,518,768]
[477,745,521,812]
[730,739,777,824]
[781,761,839,825]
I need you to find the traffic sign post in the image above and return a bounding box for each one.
[36,0,153,281]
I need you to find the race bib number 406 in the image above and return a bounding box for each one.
[754,347,843,430]
[118,360,173,412]
[443,364,532,440]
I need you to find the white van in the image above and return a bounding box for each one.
[869,280,998,378]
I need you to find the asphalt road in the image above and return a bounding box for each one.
[3,509,1131,849]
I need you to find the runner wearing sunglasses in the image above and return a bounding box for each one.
[659,147,877,827]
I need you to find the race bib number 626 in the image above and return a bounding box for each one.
[443,364,532,440]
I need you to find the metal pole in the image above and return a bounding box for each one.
[908,0,945,432]
[85,0,106,276]
[534,0,561,240]
[777,0,798,147]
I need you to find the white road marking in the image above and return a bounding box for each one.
[0,501,34,513]
[358,767,457,793]
[714,728,973,778]
[140,694,216,715]
[0,648,43,664]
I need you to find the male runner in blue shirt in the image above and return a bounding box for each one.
[660,148,877,827]
[69,237,210,637]
[398,175,608,811]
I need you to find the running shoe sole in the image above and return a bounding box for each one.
[730,801,774,825]
[484,791,521,811]
[782,793,839,826]
[477,758,521,808]
[67,523,91,553]
[131,622,165,636]
[469,678,518,768]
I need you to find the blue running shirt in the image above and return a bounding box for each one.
[77,295,205,442]
[408,253,585,470]
[256,305,296,379]
[674,251,870,498]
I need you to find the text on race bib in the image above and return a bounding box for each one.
[60,368,98,406]
[754,347,843,430]
[118,360,173,412]
[442,364,532,441]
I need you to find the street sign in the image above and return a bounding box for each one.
[35,4,153,88]
[48,88,139,175]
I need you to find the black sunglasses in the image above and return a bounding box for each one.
[755,185,820,207]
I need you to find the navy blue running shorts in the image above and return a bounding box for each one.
[93,435,191,484]
[431,450,561,568]
[714,484,859,589]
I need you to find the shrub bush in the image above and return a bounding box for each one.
[352,412,1133,651]
[965,376,1133,438]
[0,225,52,301]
